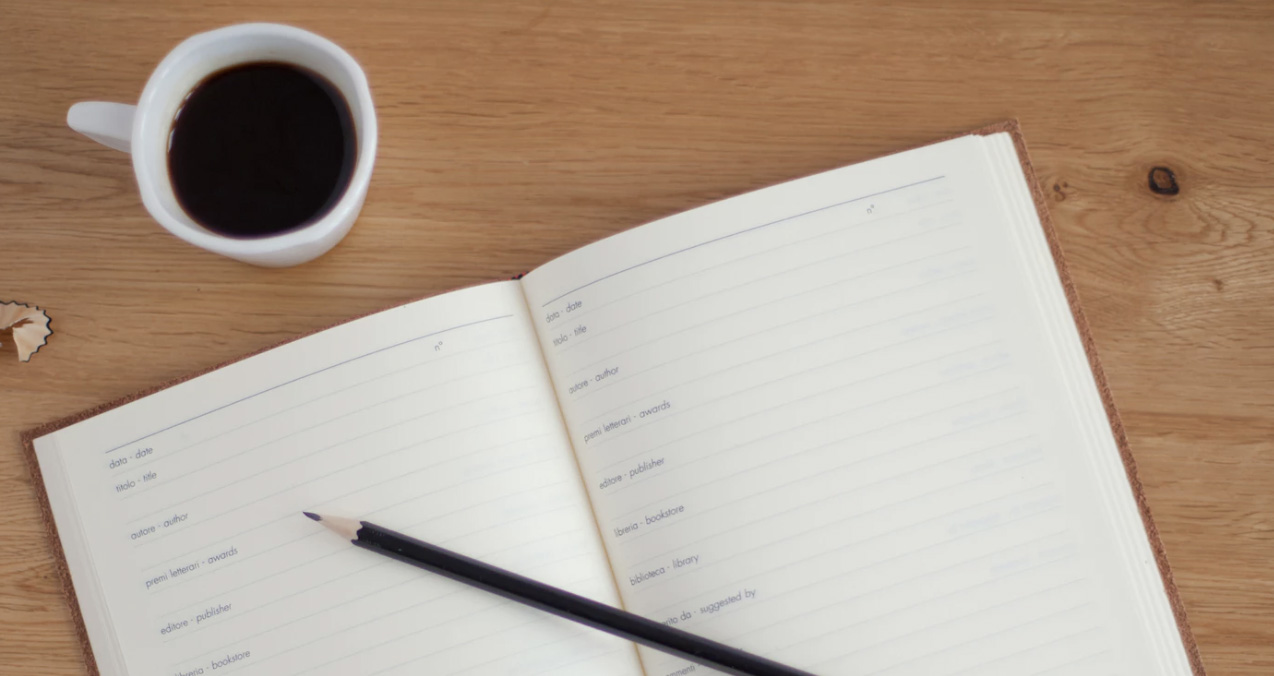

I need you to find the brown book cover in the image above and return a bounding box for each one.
[20,120,1206,676]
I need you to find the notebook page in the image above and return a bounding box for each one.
[34,282,642,676]
[522,137,1183,676]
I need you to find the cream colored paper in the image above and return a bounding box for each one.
[31,130,1199,676]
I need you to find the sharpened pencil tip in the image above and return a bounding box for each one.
[308,513,363,540]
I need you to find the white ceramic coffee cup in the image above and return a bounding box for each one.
[67,23,377,267]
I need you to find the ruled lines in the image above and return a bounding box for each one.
[521,165,1121,676]
[45,284,645,676]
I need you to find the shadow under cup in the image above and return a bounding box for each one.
[133,25,376,259]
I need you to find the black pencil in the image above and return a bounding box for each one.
[304,512,816,676]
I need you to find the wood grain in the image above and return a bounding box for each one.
[1,1,1271,673]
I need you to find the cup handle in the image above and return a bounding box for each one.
[67,102,136,153]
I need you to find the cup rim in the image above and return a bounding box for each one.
[132,23,377,257]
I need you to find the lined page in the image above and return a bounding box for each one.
[522,137,1179,676]
[34,282,642,676]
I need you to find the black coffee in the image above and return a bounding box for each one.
[168,62,356,238]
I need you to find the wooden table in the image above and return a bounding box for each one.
[2,1,1271,673]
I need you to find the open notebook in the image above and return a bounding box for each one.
[25,122,1204,676]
